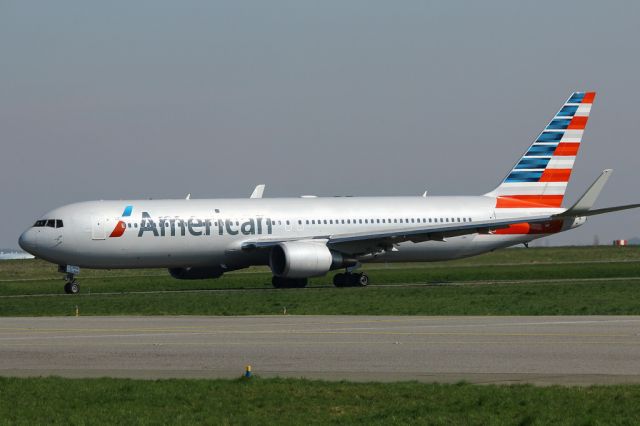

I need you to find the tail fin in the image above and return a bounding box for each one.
[486,91,596,208]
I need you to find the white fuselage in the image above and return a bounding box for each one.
[18,195,567,272]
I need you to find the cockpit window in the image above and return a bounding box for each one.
[33,219,63,228]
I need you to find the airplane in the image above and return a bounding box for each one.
[18,91,640,294]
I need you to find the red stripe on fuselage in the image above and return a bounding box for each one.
[495,195,564,208]
[494,220,564,235]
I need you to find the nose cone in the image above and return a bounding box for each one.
[18,229,37,255]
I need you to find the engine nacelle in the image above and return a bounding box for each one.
[269,241,355,278]
[168,267,224,280]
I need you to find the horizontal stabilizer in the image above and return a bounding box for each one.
[557,169,640,218]
[570,204,640,217]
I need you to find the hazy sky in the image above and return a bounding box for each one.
[1,1,639,248]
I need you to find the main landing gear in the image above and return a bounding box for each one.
[272,276,308,288]
[59,265,80,294]
[333,272,369,287]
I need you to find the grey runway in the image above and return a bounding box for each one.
[1,315,639,385]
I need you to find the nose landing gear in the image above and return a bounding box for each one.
[64,279,80,294]
[58,265,80,294]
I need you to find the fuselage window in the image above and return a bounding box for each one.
[312,220,316,224]
[323,220,327,224]
[127,223,131,228]
[394,219,397,223]
[306,220,310,225]
[134,223,138,228]
[298,220,302,225]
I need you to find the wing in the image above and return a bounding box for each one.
[241,214,554,255]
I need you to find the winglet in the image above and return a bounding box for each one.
[564,169,612,215]
[250,184,265,199]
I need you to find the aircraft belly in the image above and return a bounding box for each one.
[59,235,231,269]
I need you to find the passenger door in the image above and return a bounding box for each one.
[91,216,107,240]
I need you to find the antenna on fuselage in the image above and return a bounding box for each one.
[185,193,191,200]
[250,184,265,199]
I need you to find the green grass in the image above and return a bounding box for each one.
[2,246,640,316]
[1,376,639,425]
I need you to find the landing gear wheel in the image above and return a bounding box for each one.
[64,281,79,294]
[356,273,369,287]
[334,272,369,287]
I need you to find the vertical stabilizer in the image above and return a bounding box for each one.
[487,91,595,208]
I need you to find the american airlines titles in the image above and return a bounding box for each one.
[137,212,273,237]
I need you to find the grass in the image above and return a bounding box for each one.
[1,376,639,425]
[1,246,640,316]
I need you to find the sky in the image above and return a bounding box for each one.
[1,0,639,248]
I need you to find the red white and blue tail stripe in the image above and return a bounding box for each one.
[487,91,595,209]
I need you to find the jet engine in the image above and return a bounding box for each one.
[269,241,356,278]
[168,267,224,280]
